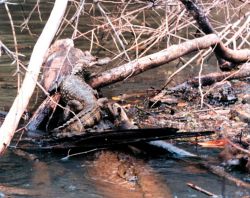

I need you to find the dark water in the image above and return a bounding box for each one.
[1,146,250,198]
[0,1,250,197]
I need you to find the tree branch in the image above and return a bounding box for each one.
[179,0,250,70]
[0,0,69,155]
[88,34,220,88]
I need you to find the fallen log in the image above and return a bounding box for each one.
[171,63,250,92]
[88,34,221,88]
[14,128,213,150]
[0,185,38,197]
[26,93,61,132]
[152,63,250,102]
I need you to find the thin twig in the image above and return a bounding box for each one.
[4,3,21,92]
[198,58,204,108]
[187,182,219,197]
[61,148,106,161]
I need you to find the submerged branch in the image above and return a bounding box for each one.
[0,185,38,197]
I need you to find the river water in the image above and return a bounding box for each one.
[0,1,250,197]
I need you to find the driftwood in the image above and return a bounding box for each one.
[201,163,250,189]
[14,128,213,150]
[0,185,38,197]
[0,0,69,155]
[171,63,250,92]
[26,93,61,132]
[152,63,250,102]
[179,0,250,70]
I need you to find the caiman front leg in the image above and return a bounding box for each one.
[52,75,101,137]
[62,99,84,122]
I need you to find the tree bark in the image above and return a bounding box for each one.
[88,34,221,88]
[171,63,250,92]
[0,0,69,155]
[26,93,61,132]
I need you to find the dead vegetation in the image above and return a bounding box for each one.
[0,1,250,193]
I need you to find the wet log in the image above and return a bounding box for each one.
[14,128,214,150]
[201,163,250,189]
[171,63,250,92]
[0,185,38,197]
[26,93,61,132]
[152,63,250,102]
[179,0,250,70]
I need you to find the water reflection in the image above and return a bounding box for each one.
[0,1,49,110]
[1,1,250,198]
[0,147,249,197]
[87,150,173,198]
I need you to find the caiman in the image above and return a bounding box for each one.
[28,39,110,133]
[32,38,111,138]
[51,59,101,138]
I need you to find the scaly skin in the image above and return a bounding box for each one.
[43,43,110,138]
[52,74,101,138]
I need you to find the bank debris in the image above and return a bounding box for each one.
[0,0,250,194]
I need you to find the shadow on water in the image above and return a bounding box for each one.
[0,145,250,198]
[0,1,250,197]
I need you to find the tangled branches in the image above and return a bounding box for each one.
[57,0,250,65]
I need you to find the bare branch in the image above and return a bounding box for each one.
[88,34,220,88]
[0,0,69,155]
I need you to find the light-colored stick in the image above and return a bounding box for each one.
[0,0,69,155]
